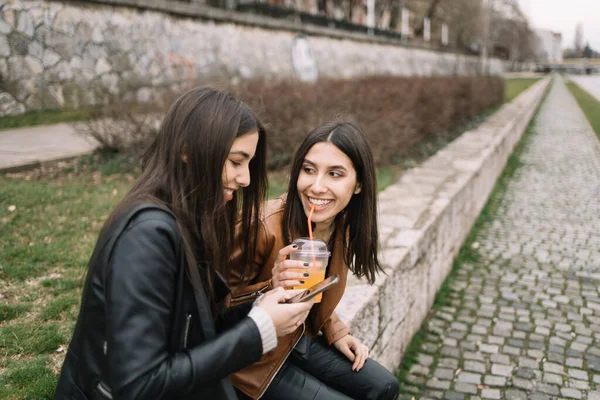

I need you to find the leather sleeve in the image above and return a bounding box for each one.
[105,218,263,399]
[321,312,350,345]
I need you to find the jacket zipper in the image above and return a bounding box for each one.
[183,314,192,348]
[97,381,113,399]
[257,323,305,399]
[230,284,270,304]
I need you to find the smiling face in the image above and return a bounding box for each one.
[296,141,361,232]
[221,130,259,202]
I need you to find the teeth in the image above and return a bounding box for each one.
[225,190,234,195]
[309,197,332,206]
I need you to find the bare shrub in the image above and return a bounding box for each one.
[77,76,504,167]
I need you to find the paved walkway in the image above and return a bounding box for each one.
[0,123,97,173]
[400,77,600,399]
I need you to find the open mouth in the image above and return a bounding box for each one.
[308,196,333,210]
[225,188,235,201]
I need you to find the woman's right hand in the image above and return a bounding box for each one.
[271,244,310,289]
[257,288,314,336]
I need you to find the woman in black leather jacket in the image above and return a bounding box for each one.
[54,87,314,400]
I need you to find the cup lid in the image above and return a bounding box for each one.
[292,237,330,257]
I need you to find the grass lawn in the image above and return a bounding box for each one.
[504,78,541,103]
[0,109,97,132]
[567,80,600,139]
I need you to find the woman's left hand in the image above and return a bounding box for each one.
[332,334,369,372]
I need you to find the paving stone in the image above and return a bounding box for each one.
[463,361,486,374]
[456,372,481,385]
[454,382,478,395]
[504,389,527,400]
[438,358,459,369]
[443,392,465,400]
[490,354,510,365]
[560,388,582,399]
[427,379,451,390]
[490,364,512,377]
[543,362,565,375]
[588,391,600,400]
[480,389,500,399]
[434,368,455,381]
[419,354,435,367]
[542,372,563,385]
[536,382,560,395]
[568,379,589,390]
[483,375,506,387]
[514,366,536,379]
[512,377,534,391]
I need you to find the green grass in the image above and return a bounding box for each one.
[0,108,96,131]
[0,357,57,399]
[504,78,541,103]
[567,80,600,139]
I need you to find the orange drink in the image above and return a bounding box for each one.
[289,238,330,303]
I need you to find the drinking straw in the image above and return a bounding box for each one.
[307,204,317,274]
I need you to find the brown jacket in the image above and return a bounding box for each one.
[228,198,350,399]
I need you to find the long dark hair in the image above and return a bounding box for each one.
[282,121,381,283]
[103,87,267,306]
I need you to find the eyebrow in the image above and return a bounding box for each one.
[303,158,348,172]
[229,150,251,159]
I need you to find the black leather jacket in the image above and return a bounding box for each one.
[54,205,262,400]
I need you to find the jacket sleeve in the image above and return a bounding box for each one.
[321,312,350,345]
[228,219,274,306]
[105,218,263,399]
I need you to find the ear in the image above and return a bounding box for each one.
[181,154,188,163]
[354,183,362,195]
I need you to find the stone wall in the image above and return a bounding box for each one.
[0,0,515,116]
[335,78,551,372]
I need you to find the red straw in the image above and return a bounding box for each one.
[307,204,317,273]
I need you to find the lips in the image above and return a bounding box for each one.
[307,196,333,211]
[224,188,235,202]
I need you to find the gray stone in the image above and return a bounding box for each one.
[543,362,564,375]
[427,379,451,390]
[542,372,563,385]
[504,389,527,400]
[463,361,486,374]
[514,367,536,379]
[567,368,588,380]
[456,372,481,385]
[443,392,465,400]
[434,368,455,380]
[512,377,534,391]
[0,35,10,57]
[480,389,500,399]
[483,375,505,387]
[16,11,34,37]
[454,383,477,395]
[560,388,582,399]
[536,382,560,395]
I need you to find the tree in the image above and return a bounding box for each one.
[583,42,592,58]
[574,23,584,56]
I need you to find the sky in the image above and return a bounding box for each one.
[517,0,600,51]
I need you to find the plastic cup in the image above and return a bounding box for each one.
[288,237,330,303]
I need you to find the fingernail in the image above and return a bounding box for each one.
[299,280,305,284]
[292,244,298,248]
[303,262,309,267]
[303,273,309,277]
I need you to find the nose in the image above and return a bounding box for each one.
[235,165,251,188]
[310,174,327,194]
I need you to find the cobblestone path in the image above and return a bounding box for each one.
[399,76,600,400]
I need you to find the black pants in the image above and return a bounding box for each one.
[258,335,399,400]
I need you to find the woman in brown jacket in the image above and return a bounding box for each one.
[228,121,399,399]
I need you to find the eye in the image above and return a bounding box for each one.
[329,171,343,178]
[230,160,242,167]
[302,165,316,174]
